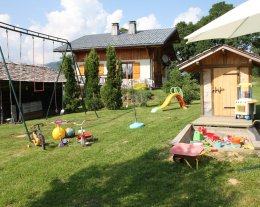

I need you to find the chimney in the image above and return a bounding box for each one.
[128,21,137,34]
[111,23,119,36]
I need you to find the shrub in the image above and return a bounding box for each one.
[123,89,153,107]
[164,62,200,105]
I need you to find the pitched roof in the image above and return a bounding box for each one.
[178,44,260,71]
[54,28,178,52]
[0,62,66,82]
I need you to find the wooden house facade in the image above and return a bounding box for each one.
[178,45,260,117]
[55,21,179,87]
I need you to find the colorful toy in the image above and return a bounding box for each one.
[198,127,207,136]
[65,128,75,138]
[151,87,186,113]
[207,133,220,141]
[77,132,93,142]
[231,136,241,145]
[76,120,93,146]
[235,83,257,120]
[170,143,205,170]
[31,123,46,150]
[193,131,204,141]
[52,119,66,141]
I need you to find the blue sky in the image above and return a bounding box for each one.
[0,0,246,63]
[1,0,246,34]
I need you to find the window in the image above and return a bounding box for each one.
[122,63,133,79]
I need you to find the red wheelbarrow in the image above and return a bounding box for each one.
[170,143,206,170]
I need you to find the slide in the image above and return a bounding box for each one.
[151,93,186,113]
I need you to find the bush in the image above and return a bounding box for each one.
[122,89,153,107]
[163,62,200,105]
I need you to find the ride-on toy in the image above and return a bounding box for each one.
[31,123,46,150]
[76,120,93,146]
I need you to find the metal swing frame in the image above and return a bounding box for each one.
[0,21,90,142]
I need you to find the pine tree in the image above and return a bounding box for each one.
[101,46,122,109]
[62,55,80,113]
[115,60,123,107]
[84,49,103,110]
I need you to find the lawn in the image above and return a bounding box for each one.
[0,89,260,207]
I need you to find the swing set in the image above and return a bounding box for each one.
[0,21,87,142]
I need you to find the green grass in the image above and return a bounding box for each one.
[0,89,260,207]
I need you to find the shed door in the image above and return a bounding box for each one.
[213,68,238,116]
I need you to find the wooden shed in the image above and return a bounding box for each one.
[178,45,260,117]
[0,62,66,123]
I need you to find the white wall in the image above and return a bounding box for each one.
[138,59,151,81]
[203,69,212,116]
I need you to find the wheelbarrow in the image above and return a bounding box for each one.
[170,143,206,170]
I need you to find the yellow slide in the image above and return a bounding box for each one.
[151,93,186,113]
[160,93,177,109]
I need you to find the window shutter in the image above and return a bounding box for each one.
[133,62,140,80]
[79,65,85,75]
[99,64,104,76]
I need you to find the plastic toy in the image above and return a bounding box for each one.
[193,131,204,141]
[231,136,241,144]
[129,107,144,129]
[235,83,257,120]
[198,127,207,136]
[30,123,46,150]
[52,119,66,147]
[170,143,205,170]
[65,128,75,138]
[76,120,93,146]
[151,87,186,113]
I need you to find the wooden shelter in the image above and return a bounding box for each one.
[178,44,260,117]
[0,62,65,122]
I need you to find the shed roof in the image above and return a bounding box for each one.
[54,28,179,52]
[0,62,66,83]
[178,44,260,72]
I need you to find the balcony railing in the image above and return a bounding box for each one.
[78,75,155,89]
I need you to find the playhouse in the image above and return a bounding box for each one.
[171,45,260,150]
[178,45,260,118]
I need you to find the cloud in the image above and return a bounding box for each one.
[173,7,202,26]
[136,14,161,30]
[0,0,124,64]
[105,10,123,32]
[0,0,162,64]
[0,14,10,23]
[122,14,161,31]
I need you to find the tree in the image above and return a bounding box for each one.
[174,1,257,63]
[101,46,123,109]
[84,49,103,111]
[62,55,80,113]
[174,1,260,81]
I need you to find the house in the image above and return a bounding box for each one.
[0,62,65,122]
[178,44,260,117]
[55,21,180,87]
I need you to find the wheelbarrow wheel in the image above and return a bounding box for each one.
[173,155,184,163]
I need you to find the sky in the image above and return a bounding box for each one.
[0,0,246,64]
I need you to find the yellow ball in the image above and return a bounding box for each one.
[52,126,66,140]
